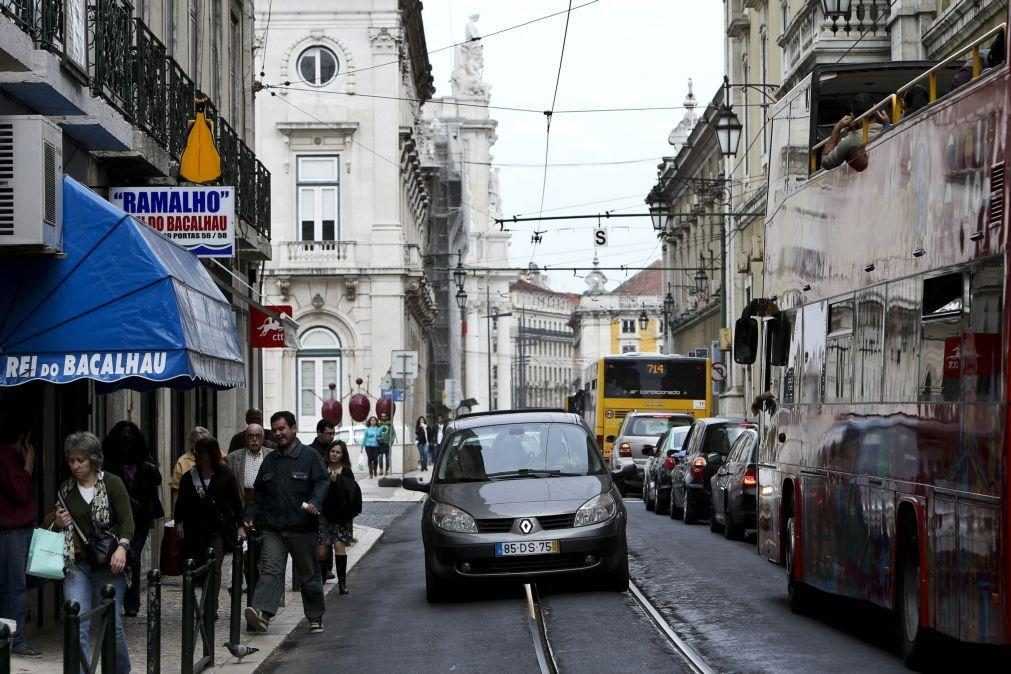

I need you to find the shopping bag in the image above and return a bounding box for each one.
[160,521,184,576]
[356,450,366,471]
[26,527,65,580]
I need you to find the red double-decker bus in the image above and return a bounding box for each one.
[734,20,1009,667]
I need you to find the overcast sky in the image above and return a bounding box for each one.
[421,1,725,293]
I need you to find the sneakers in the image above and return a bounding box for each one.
[308,619,324,634]
[13,645,42,658]
[244,607,269,633]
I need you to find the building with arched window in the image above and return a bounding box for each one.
[256,0,437,456]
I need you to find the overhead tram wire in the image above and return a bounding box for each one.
[531,0,576,264]
[256,0,275,77]
[262,83,776,115]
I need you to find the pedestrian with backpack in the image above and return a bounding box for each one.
[319,440,361,595]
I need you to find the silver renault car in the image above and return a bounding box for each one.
[403,409,635,602]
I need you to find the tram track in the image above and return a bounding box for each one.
[524,580,714,674]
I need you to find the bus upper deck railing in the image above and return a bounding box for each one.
[809,23,1007,174]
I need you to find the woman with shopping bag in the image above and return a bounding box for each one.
[318,440,360,595]
[46,431,134,674]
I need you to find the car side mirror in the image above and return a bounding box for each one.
[402,476,430,493]
[605,435,616,443]
[706,452,724,467]
[734,317,758,365]
[641,444,654,456]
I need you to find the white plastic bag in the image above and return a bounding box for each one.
[356,450,366,470]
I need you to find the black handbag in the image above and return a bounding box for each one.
[58,492,120,569]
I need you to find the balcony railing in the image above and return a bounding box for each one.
[90,0,134,118]
[133,19,167,146]
[282,241,357,267]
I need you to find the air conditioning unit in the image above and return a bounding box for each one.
[736,249,750,273]
[0,115,63,253]
[750,233,764,261]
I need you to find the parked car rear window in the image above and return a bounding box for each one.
[626,416,686,436]
[438,423,606,482]
[702,425,753,456]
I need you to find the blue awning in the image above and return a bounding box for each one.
[0,176,246,391]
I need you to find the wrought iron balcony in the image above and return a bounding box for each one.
[1,0,70,56]
[133,19,167,146]
[90,0,134,119]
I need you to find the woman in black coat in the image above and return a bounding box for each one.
[173,436,245,617]
[318,440,358,595]
[103,420,163,617]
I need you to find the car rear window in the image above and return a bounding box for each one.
[626,416,688,436]
[438,423,607,483]
[703,425,754,456]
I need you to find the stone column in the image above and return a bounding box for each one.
[496,313,513,409]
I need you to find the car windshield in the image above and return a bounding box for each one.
[437,422,606,483]
[626,416,685,436]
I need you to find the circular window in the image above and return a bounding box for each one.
[297,46,339,86]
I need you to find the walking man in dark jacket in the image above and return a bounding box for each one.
[244,411,329,634]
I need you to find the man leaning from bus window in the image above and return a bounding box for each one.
[821,107,890,172]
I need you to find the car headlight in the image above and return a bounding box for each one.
[574,493,616,527]
[431,502,478,533]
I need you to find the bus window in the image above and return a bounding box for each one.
[965,257,1003,402]
[825,299,854,403]
[802,302,826,405]
[919,271,965,402]
[854,288,884,403]
[602,358,706,399]
[884,277,921,402]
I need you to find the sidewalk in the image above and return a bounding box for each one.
[17,478,424,674]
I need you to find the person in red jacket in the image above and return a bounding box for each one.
[0,412,42,658]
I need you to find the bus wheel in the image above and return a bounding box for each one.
[786,516,812,614]
[897,523,931,668]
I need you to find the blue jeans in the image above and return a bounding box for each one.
[0,526,32,649]
[63,563,131,674]
[417,442,428,470]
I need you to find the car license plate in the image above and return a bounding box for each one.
[495,540,560,557]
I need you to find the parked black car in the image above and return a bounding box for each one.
[642,425,690,514]
[669,418,756,524]
[709,427,759,539]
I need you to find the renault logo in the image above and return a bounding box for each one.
[518,518,534,535]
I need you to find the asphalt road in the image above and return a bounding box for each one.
[260,496,1008,673]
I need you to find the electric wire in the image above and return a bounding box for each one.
[531,0,575,264]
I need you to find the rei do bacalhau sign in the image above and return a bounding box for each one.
[110,186,235,258]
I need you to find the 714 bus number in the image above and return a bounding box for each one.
[647,363,665,375]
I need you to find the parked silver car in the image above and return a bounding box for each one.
[403,410,636,602]
[607,412,694,496]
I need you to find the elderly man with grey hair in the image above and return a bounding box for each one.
[227,423,273,508]
[170,426,210,513]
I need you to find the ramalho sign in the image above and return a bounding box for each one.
[110,186,235,257]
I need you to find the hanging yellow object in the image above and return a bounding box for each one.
[179,98,222,184]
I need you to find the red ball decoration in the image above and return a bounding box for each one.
[349,392,370,422]
[321,383,342,425]
[376,395,395,419]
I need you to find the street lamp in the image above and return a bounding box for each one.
[452,253,466,292]
[662,287,675,354]
[638,305,649,331]
[713,105,743,158]
[455,288,468,311]
[694,266,708,295]
[821,0,852,20]
[647,192,668,233]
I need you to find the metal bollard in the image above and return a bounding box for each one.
[99,584,117,674]
[204,547,217,666]
[63,600,81,674]
[230,536,243,645]
[147,569,161,674]
[0,621,11,674]
[181,559,196,674]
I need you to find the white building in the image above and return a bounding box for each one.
[256,0,437,460]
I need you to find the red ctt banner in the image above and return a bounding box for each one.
[250,305,293,349]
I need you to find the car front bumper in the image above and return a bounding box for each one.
[425,514,626,581]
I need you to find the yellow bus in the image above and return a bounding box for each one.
[574,354,713,461]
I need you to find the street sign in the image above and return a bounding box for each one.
[444,378,461,408]
[711,362,727,383]
[391,350,419,380]
[381,388,405,402]
[250,305,293,349]
[594,227,608,247]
